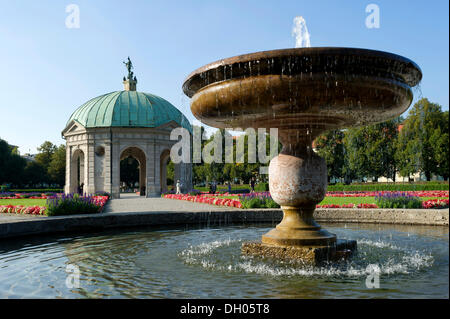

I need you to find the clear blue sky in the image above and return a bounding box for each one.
[0,0,448,154]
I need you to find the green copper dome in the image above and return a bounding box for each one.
[66,91,192,132]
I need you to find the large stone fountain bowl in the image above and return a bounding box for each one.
[183,48,422,260]
[183,47,422,134]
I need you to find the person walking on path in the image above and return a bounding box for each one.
[250,177,256,193]
[176,180,182,194]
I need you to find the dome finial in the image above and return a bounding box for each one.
[123,57,137,91]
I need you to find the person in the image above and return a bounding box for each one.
[176,180,181,194]
[227,181,232,193]
[209,182,213,194]
[250,177,255,193]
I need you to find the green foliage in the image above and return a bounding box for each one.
[0,138,27,185]
[375,192,422,209]
[45,194,102,216]
[255,182,269,192]
[239,193,280,208]
[34,141,57,184]
[1,139,66,188]
[327,182,449,191]
[315,130,346,181]
[48,145,66,186]
[265,198,281,208]
[343,119,400,181]
[240,197,263,209]
[395,99,448,181]
[166,160,174,186]
[23,161,47,186]
[192,126,281,185]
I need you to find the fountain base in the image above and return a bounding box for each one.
[241,239,357,265]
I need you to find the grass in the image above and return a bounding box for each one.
[194,184,251,192]
[318,197,444,205]
[0,196,446,209]
[0,199,47,207]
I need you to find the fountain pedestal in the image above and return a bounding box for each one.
[243,135,356,264]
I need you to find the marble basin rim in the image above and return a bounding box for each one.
[182,47,422,135]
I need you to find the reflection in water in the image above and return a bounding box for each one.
[0,223,447,298]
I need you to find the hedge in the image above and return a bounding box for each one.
[327,183,449,192]
[255,182,269,192]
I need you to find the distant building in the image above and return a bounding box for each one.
[22,153,36,162]
[62,59,193,198]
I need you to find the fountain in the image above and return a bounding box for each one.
[182,47,422,264]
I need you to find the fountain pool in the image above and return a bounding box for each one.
[0,222,447,298]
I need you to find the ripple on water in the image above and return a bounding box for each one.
[0,224,447,298]
[178,237,435,278]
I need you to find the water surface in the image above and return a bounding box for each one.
[0,223,447,298]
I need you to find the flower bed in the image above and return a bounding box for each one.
[0,194,109,216]
[0,192,60,199]
[46,194,109,216]
[375,192,423,209]
[164,190,448,209]
[164,194,242,208]
[316,203,378,209]
[422,199,449,209]
[0,205,46,215]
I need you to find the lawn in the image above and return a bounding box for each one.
[0,199,47,207]
[0,196,446,209]
[319,196,444,205]
[176,194,446,206]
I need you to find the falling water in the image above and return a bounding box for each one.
[292,16,311,48]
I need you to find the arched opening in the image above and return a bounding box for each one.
[70,149,85,194]
[120,156,140,192]
[120,147,146,196]
[160,149,172,193]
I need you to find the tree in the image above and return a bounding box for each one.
[166,160,174,186]
[429,110,449,180]
[35,141,57,183]
[0,139,10,183]
[48,144,66,186]
[0,138,26,186]
[23,161,47,187]
[315,130,345,182]
[344,119,400,181]
[396,98,447,181]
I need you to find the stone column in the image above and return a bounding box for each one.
[64,144,72,194]
[111,140,121,198]
[85,140,96,195]
[146,142,160,197]
[103,141,112,194]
